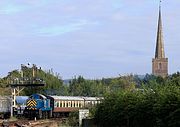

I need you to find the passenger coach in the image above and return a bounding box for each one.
[0,96,11,118]
[51,96,102,117]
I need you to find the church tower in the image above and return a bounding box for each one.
[152,1,168,78]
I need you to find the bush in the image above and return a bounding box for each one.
[68,111,79,127]
[94,85,180,127]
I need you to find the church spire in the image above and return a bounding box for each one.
[155,0,165,58]
[152,0,168,78]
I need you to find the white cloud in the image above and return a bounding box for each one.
[35,20,99,36]
[0,4,28,14]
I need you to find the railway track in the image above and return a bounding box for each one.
[0,118,61,127]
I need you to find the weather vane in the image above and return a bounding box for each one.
[159,0,162,8]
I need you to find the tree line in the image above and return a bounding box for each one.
[0,65,138,96]
[0,66,180,97]
[94,73,180,127]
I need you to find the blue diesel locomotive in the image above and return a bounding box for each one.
[24,94,53,119]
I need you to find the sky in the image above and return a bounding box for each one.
[0,0,179,79]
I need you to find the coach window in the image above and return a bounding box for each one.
[73,101,76,107]
[68,101,71,107]
[74,101,77,107]
[71,101,73,107]
[54,101,57,107]
[57,101,59,107]
[77,101,79,107]
[61,101,64,107]
[60,101,62,107]
[66,101,68,107]
[70,101,72,107]
[76,101,78,107]
[64,101,66,107]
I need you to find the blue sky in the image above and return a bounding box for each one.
[0,0,179,79]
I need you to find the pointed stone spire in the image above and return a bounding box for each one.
[155,0,165,58]
[152,0,168,78]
